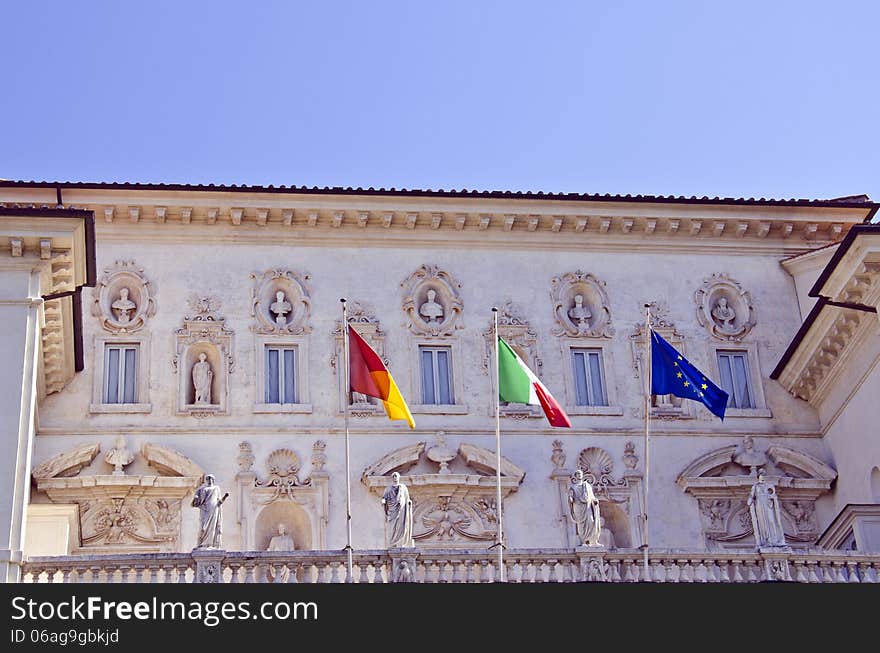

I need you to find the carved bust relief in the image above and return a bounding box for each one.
[401,264,464,336]
[91,260,156,333]
[251,268,312,334]
[550,270,614,337]
[695,273,756,341]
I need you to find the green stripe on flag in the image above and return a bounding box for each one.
[497,337,533,404]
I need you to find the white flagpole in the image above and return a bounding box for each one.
[492,307,505,582]
[642,303,652,580]
[340,298,354,583]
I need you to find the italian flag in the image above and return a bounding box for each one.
[497,336,572,428]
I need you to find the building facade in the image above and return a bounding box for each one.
[1,181,878,582]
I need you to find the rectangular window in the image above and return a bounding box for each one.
[571,348,607,406]
[420,346,454,404]
[266,346,297,404]
[103,344,138,404]
[716,350,755,409]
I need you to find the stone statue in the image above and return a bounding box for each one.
[192,353,213,405]
[748,470,786,548]
[711,297,736,331]
[266,522,295,582]
[568,294,592,327]
[191,474,226,549]
[568,469,602,547]
[734,436,768,477]
[382,472,414,548]
[111,287,136,323]
[269,290,292,326]
[104,434,133,476]
[267,522,295,551]
[418,289,444,325]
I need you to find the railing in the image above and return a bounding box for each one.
[20,548,880,583]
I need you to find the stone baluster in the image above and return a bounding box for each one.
[793,561,808,583]
[806,561,820,583]
[664,558,677,583]
[227,562,241,583]
[607,560,621,582]
[147,564,160,584]
[549,560,562,583]
[464,560,476,583]
[450,560,464,583]
[622,559,636,582]
[318,562,331,583]
[89,564,103,583]
[857,561,876,583]
[744,560,761,582]
[243,561,257,584]
[846,561,860,583]
[59,565,73,584]
[820,561,835,583]
[505,559,518,583]
[833,561,847,583]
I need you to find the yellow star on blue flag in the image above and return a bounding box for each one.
[650,331,728,420]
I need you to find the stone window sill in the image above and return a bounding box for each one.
[566,405,624,416]
[89,403,152,414]
[253,404,313,414]
[411,404,469,415]
[723,407,773,418]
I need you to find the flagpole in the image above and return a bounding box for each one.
[340,298,354,583]
[642,303,652,580]
[492,307,505,582]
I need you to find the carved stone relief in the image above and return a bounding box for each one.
[91,260,156,333]
[677,437,837,549]
[362,435,525,548]
[32,441,202,552]
[401,264,464,336]
[549,441,643,549]
[235,442,329,551]
[171,295,234,417]
[251,268,312,334]
[551,270,614,337]
[695,273,757,341]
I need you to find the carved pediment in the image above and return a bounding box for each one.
[142,443,204,478]
[360,442,426,480]
[32,443,101,480]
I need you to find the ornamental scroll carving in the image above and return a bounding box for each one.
[551,270,614,338]
[695,273,756,341]
[91,260,156,333]
[401,264,464,336]
[251,268,312,335]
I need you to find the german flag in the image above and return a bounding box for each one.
[348,325,415,429]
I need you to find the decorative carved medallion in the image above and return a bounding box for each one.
[550,270,614,337]
[255,449,312,502]
[251,268,312,334]
[695,273,756,341]
[401,264,464,336]
[91,260,156,333]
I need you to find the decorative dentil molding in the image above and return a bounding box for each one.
[250,268,312,335]
[91,260,157,334]
[401,264,464,337]
[550,270,614,338]
[694,273,756,341]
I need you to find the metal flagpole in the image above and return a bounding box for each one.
[492,307,505,582]
[340,298,354,582]
[642,303,652,580]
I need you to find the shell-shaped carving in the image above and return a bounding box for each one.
[266,449,301,478]
[578,447,614,479]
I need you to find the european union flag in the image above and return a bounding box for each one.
[651,331,728,420]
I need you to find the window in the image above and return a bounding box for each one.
[103,344,138,404]
[266,345,297,404]
[716,350,754,409]
[571,348,607,406]
[420,346,453,404]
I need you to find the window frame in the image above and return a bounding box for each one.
[90,334,152,414]
[558,338,623,416]
[253,335,312,414]
[408,337,467,415]
[707,342,771,418]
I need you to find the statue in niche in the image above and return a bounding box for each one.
[711,297,737,332]
[192,353,213,405]
[419,289,444,325]
[734,436,768,477]
[192,474,227,549]
[265,522,295,582]
[382,472,414,548]
[269,290,292,326]
[568,469,602,547]
[568,294,592,328]
[748,470,786,548]
[111,287,137,323]
[104,434,134,476]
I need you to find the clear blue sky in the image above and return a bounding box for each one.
[2,1,878,201]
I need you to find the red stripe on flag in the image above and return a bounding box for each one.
[348,325,385,399]
[533,382,572,428]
